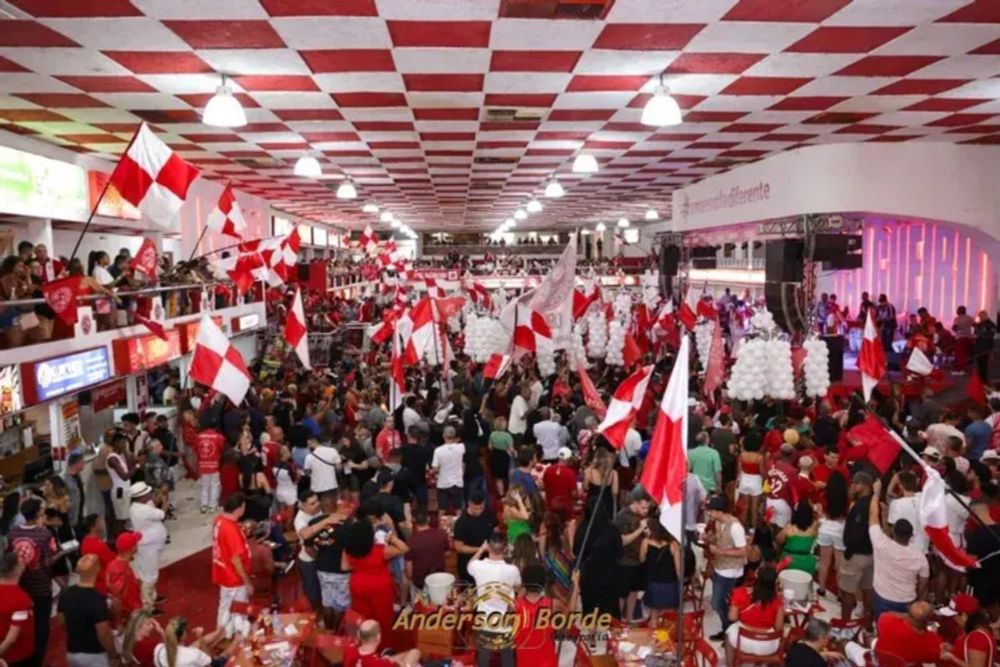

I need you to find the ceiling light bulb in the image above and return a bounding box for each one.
[641,87,683,127]
[513,209,527,220]
[544,179,565,198]
[572,153,599,174]
[202,77,246,128]
[595,222,606,232]
[505,217,515,226]
[294,155,322,178]
[336,180,357,200]
[362,202,379,214]
[617,217,630,228]
[380,211,393,223]
[645,208,659,221]
[390,219,401,229]
[526,199,542,214]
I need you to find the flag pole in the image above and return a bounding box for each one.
[187,223,211,263]
[68,126,143,266]
[675,476,687,659]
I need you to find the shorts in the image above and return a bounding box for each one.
[839,553,874,594]
[765,498,791,528]
[727,623,781,655]
[817,519,846,550]
[618,563,646,596]
[737,473,763,497]
[318,571,352,612]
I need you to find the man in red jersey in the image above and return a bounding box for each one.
[106,532,143,625]
[197,428,226,513]
[0,552,34,667]
[765,443,798,528]
[213,493,252,638]
[542,447,578,515]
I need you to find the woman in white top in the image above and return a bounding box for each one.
[107,435,134,529]
[273,444,299,508]
[88,250,116,330]
[937,469,971,599]
[154,617,229,667]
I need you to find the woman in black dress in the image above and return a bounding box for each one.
[573,497,624,619]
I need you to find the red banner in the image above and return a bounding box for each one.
[130,238,158,278]
[112,330,182,374]
[88,170,141,220]
[90,379,127,412]
[42,275,82,325]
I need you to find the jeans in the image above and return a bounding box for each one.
[217,585,249,638]
[299,559,321,605]
[200,472,220,508]
[711,574,739,631]
[872,592,910,623]
[31,596,52,667]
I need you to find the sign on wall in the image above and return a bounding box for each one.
[112,330,183,375]
[21,347,112,405]
[0,145,89,221]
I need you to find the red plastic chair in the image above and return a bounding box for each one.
[831,615,870,644]
[306,633,353,667]
[684,638,719,667]
[339,608,364,638]
[731,627,784,667]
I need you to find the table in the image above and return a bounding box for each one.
[228,613,316,667]
[582,627,663,667]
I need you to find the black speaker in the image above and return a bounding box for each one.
[823,335,845,382]
[813,234,862,260]
[659,245,680,276]
[692,257,718,269]
[765,240,804,282]
[765,281,806,333]
[824,254,863,270]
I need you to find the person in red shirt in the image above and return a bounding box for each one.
[514,564,558,667]
[106,532,144,626]
[542,448,578,514]
[213,493,252,638]
[765,444,798,528]
[219,449,241,506]
[724,566,784,664]
[196,428,226,513]
[875,602,957,665]
[79,514,115,596]
[343,619,420,667]
[946,594,995,666]
[0,552,34,666]
[791,455,820,506]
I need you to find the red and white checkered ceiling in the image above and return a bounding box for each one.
[1,0,999,232]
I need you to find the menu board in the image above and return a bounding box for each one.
[22,347,112,404]
[0,145,89,221]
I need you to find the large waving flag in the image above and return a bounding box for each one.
[528,235,577,347]
[597,365,654,448]
[641,337,690,542]
[577,362,607,419]
[703,319,726,397]
[190,315,251,406]
[389,324,406,412]
[108,123,201,227]
[922,468,978,571]
[285,287,310,369]
[859,309,887,402]
[206,182,248,240]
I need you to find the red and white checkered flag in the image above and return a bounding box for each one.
[206,182,247,240]
[285,287,310,370]
[190,315,251,406]
[108,123,201,227]
[359,225,378,256]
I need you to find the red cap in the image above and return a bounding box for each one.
[953,594,980,615]
[115,531,142,552]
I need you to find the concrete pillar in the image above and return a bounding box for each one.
[22,218,53,251]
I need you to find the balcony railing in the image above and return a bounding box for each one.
[422,243,565,256]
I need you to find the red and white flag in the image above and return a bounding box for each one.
[703,320,726,397]
[41,275,82,325]
[577,363,607,419]
[678,288,698,331]
[359,225,378,256]
[134,312,167,341]
[597,364,654,449]
[130,238,158,278]
[906,347,934,376]
[572,286,600,320]
[641,336,691,542]
[483,354,513,380]
[921,467,978,571]
[206,182,247,240]
[859,309,887,402]
[513,307,555,355]
[107,123,201,227]
[189,315,251,406]
[389,323,406,412]
[284,287,310,369]
[468,281,493,311]
[529,236,577,346]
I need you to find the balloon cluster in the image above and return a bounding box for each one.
[606,320,626,366]
[750,309,777,332]
[803,337,831,397]
[569,323,588,371]
[613,292,632,323]
[586,309,607,358]
[727,309,796,401]
[694,320,714,369]
[642,285,660,311]
[729,339,768,401]
[463,314,509,363]
[537,348,556,378]
[765,339,796,399]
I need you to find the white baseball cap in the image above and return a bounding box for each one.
[557,447,574,460]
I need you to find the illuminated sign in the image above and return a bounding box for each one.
[88,171,141,220]
[0,145,88,221]
[22,348,112,404]
[112,330,182,374]
[0,365,22,416]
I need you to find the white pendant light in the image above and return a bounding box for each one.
[526,199,542,214]
[544,178,565,198]
[645,208,659,221]
[595,222,606,232]
[617,217,630,228]
[641,76,683,127]
[336,180,357,200]
[294,155,322,178]
[380,211,393,223]
[505,217,516,227]
[572,153,599,174]
[390,219,401,229]
[203,75,246,128]
[513,208,527,220]
[362,202,379,213]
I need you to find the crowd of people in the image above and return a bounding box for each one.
[0,245,998,667]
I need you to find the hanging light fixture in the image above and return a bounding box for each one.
[336,180,357,200]
[294,155,322,178]
[544,178,565,198]
[513,208,527,220]
[641,75,683,127]
[390,219,401,229]
[380,211,393,223]
[362,202,379,214]
[572,153,599,174]
[617,217,630,228]
[645,208,659,221]
[203,75,246,128]
[505,217,517,228]
[595,222,606,232]
[526,199,543,214]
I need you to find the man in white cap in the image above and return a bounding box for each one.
[542,447,577,513]
[128,481,167,610]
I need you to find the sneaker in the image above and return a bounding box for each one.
[200,506,208,514]
[709,631,726,642]
[817,587,827,598]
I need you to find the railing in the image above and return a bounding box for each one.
[422,243,565,256]
[715,257,765,269]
